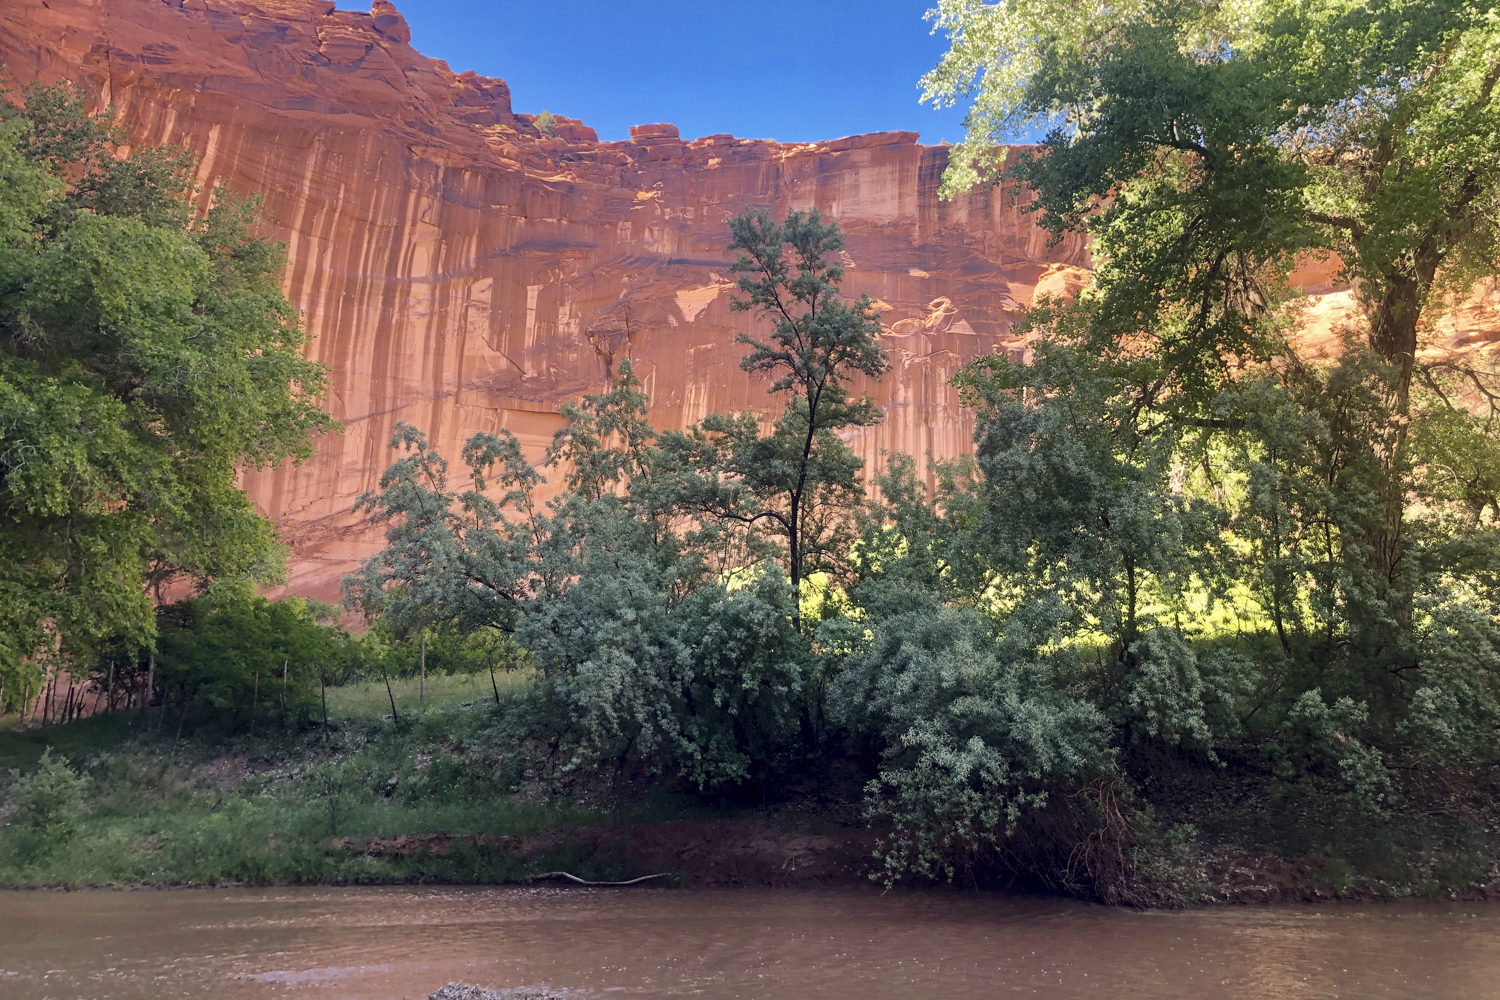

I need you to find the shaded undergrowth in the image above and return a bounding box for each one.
[2,690,1497,902]
[0,687,644,888]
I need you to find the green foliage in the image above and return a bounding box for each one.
[1403,591,1500,759]
[0,83,335,680]
[660,210,889,627]
[347,211,893,791]
[955,327,1248,749]
[895,0,1500,895]
[5,748,88,860]
[343,192,1500,902]
[959,329,1225,644]
[344,419,541,641]
[345,619,523,685]
[524,553,807,790]
[0,694,629,887]
[154,588,350,727]
[925,1,1500,336]
[349,358,811,791]
[830,302,1498,890]
[832,605,1112,882]
[925,1,1500,603]
[534,110,559,138]
[670,569,806,786]
[3,82,194,229]
[1277,689,1390,811]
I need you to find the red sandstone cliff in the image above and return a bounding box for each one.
[2,0,1093,599]
[18,1,1487,604]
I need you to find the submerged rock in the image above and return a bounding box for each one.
[429,986,568,1000]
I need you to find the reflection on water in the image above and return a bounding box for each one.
[0,885,1496,999]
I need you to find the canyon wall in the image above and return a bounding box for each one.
[34,2,1494,606]
[5,1,1498,604]
[3,0,1093,600]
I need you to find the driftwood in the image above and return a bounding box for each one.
[528,870,666,887]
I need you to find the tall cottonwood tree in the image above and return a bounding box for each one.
[921,0,1500,597]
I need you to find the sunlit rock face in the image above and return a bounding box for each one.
[1287,256,1500,365]
[2,0,1091,599]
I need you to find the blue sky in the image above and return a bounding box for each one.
[393,0,973,144]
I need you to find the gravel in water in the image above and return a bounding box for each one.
[429,986,569,1000]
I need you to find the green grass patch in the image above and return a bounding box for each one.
[0,711,148,772]
[324,669,534,720]
[0,786,595,887]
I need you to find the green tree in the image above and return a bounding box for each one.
[0,84,335,680]
[667,209,889,630]
[6,82,195,230]
[5,748,88,862]
[922,0,1500,595]
[349,361,810,789]
[344,421,542,639]
[954,321,1245,749]
[832,604,1113,885]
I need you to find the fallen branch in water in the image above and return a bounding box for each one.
[528,871,666,886]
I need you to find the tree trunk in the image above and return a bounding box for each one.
[142,653,154,718]
[787,489,804,635]
[419,632,426,710]
[1362,253,1431,612]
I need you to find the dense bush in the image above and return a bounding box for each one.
[347,210,879,793]
[338,193,1500,902]
[830,605,1112,882]
[152,587,349,727]
[4,749,88,862]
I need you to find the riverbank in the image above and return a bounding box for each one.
[1,691,1497,904]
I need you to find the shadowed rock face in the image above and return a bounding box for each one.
[3,0,1084,599]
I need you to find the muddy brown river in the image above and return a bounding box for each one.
[0,886,1495,999]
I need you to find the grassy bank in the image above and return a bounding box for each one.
[2,677,1497,902]
[0,678,652,888]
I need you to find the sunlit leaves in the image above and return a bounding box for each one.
[0,84,335,673]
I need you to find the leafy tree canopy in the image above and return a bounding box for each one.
[0,84,335,686]
[660,209,889,629]
[923,0,1500,402]
[346,209,891,787]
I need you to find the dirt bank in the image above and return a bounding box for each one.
[330,817,1500,903]
[334,818,882,887]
